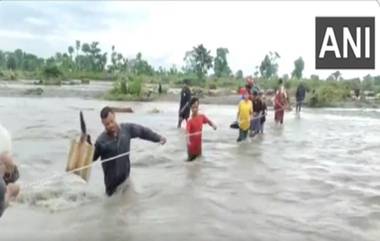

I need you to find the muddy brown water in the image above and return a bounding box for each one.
[0,96,379,241]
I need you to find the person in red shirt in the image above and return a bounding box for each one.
[186,97,217,161]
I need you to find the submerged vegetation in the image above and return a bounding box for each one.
[1,41,379,106]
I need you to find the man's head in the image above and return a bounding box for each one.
[100,107,118,136]
[245,76,254,88]
[190,97,200,115]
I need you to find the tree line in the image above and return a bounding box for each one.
[0,40,379,86]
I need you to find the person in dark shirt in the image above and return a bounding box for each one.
[259,91,267,134]
[250,90,263,137]
[158,82,162,95]
[93,107,167,196]
[177,80,192,128]
[295,82,306,113]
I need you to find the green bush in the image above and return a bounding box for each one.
[109,75,142,97]
[127,75,142,96]
[256,78,279,90]
[373,86,380,94]
[208,83,217,90]
[43,66,63,78]
[0,70,17,80]
[309,83,351,107]
[111,77,127,95]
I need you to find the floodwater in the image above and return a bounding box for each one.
[0,96,380,241]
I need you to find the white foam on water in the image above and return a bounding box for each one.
[17,174,101,212]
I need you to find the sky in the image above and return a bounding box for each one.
[0,0,379,79]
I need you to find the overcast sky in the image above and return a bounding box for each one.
[0,1,379,79]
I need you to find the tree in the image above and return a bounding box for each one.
[310,74,319,81]
[75,41,107,72]
[6,55,16,70]
[14,49,24,69]
[374,75,380,86]
[183,50,196,74]
[282,74,289,82]
[253,66,259,78]
[169,65,178,75]
[95,52,107,72]
[129,52,154,76]
[183,44,213,81]
[362,74,374,91]
[345,78,361,90]
[75,40,81,55]
[259,51,280,79]
[235,70,243,80]
[213,47,231,78]
[328,71,342,81]
[68,46,74,59]
[0,51,5,69]
[109,45,127,73]
[291,57,304,79]
[22,53,44,71]
[81,43,90,54]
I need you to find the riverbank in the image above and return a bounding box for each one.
[1,80,380,109]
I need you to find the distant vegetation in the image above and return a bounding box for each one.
[1,41,380,106]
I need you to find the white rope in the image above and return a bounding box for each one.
[22,151,131,189]
[21,99,302,188]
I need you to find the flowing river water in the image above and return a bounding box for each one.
[0,96,379,241]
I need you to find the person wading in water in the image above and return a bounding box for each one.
[177,79,192,128]
[295,82,306,113]
[186,97,217,161]
[0,124,20,218]
[93,107,167,196]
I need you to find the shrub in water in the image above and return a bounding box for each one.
[127,75,142,96]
